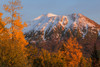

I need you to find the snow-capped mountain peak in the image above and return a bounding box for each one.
[34,15,43,20]
[34,13,57,21]
[46,13,57,17]
[24,13,100,40]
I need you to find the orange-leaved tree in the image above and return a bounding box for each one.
[0,0,29,67]
[60,37,83,67]
[0,13,9,40]
[3,0,28,48]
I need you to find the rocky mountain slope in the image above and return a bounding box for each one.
[24,13,100,40]
[23,13,100,57]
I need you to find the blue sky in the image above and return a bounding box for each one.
[0,0,100,24]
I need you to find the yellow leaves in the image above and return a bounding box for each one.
[0,28,3,33]
[4,0,23,13]
[23,22,27,27]
[3,5,11,13]
[17,15,21,19]
[0,13,5,32]
[0,13,10,41]
[0,1,29,66]
[60,37,83,67]
[3,17,12,24]
[13,14,17,17]
[0,13,3,17]
[40,49,51,61]
[3,0,28,48]
[12,19,23,30]
[0,13,3,21]
[3,0,26,36]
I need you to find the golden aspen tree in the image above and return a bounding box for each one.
[0,13,9,41]
[0,0,29,67]
[60,37,82,67]
[0,13,5,38]
[3,0,28,47]
[0,13,6,38]
[34,49,64,67]
[0,13,10,67]
[0,13,4,31]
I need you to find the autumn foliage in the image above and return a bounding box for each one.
[59,38,82,67]
[0,0,28,67]
[0,0,99,67]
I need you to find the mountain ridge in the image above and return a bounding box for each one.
[24,13,100,40]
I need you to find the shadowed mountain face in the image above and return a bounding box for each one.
[24,13,100,57]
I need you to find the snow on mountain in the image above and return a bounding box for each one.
[23,13,100,39]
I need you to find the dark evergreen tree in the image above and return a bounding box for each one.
[91,43,99,67]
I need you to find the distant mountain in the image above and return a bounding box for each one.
[24,13,100,57]
[24,13,100,40]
